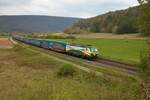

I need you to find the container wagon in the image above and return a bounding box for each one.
[13,36,99,59]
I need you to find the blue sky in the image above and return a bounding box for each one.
[0,0,139,18]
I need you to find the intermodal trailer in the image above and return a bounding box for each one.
[14,36,24,42]
[50,41,67,53]
[39,40,67,53]
[40,40,53,49]
[30,39,42,47]
[13,36,67,53]
[24,38,30,44]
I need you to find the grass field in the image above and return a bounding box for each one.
[52,33,145,40]
[0,44,142,100]
[50,38,148,64]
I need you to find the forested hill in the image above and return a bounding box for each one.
[0,15,79,33]
[70,6,139,34]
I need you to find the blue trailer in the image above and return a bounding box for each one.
[40,40,52,49]
[30,39,41,47]
[40,40,67,53]
[50,41,67,53]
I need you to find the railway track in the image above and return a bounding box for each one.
[45,49,138,75]
[34,46,138,75]
[95,57,138,74]
[13,39,138,75]
[60,53,138,75]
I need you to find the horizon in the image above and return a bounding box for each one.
[0,0,139,18]
[0,15,81,19]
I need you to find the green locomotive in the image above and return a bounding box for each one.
[66,44,99,59]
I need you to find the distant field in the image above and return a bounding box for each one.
[0,44,142,100]
[51,38,148,64]
[0,38,13,49]
[72,33,144,39]
[52,33,145,40]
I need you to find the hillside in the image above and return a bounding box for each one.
[0,15,79,33]
[69,6,139,34]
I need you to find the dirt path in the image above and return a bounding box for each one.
[0,38,13,49]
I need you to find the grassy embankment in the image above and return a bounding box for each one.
[0,43,142,100]
[50,38,148,64]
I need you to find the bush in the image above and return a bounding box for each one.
[66,35,76,39]
[28,34,76,39]
[138,0,150,37]
[57,64,76,77]
[138,39,150,100]
[139,39,150,77]
[64,27,88,34]
[139,53,150,76]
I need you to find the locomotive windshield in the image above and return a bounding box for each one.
[90,48,98,52]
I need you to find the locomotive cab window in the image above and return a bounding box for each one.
[86,48,91,52]
[90,48,98,52]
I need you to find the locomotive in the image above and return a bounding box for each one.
[13,36,99,59]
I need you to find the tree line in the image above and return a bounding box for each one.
[65,6,139,34]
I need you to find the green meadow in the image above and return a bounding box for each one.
[0,44,142,100]
[50,38,148,64]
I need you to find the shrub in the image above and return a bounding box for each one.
[28,34,76,39]
[64,27,88,34]
[57,64,76,77]
[139,52,150,76]
[139,39,150,77]
[66,35,76,39]
[138,39,150,100]
[138,0,150,37]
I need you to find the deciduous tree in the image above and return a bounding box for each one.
[138,0,150,36]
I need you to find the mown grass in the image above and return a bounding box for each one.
[50,38,148,64]
[0,45,143,100]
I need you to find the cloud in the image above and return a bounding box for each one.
[60,0,132,5]
[0,0,30,7]
[0,0,139,18]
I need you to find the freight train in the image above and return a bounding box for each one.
[13,36,99,59]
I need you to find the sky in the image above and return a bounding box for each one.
[0,0,139,18]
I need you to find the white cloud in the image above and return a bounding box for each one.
[0,0,139,18]
[60,0,137,6]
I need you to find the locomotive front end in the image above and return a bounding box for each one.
[87,47,99,59]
